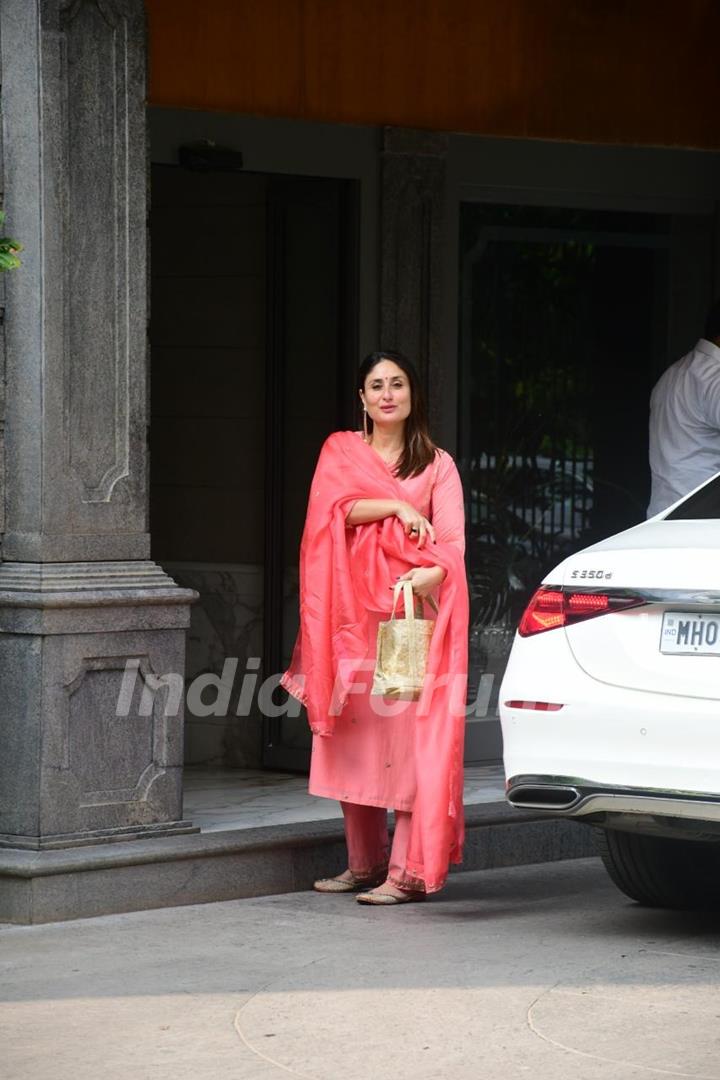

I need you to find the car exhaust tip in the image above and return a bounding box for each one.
[507,784,581,811]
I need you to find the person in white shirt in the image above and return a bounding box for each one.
[647,300,720,517]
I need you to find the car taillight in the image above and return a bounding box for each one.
[518,587,644,637]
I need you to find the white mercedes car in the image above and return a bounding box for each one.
[499,472,720,909]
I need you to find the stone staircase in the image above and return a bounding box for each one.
[0,801,596,924]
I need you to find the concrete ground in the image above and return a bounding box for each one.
[2,857,720,1080]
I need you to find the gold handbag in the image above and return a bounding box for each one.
[371,580,439,701]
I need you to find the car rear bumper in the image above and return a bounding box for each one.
[500,629,720,794]
[506,775,720,841]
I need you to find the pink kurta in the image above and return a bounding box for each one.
[308,436,466,812]
[281,429,469,891]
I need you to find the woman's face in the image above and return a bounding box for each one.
[361,360,412,429]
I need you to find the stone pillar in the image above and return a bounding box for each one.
[379,127,448,428]
[0,0,197,849]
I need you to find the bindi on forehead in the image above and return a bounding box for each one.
[367,369,406,385]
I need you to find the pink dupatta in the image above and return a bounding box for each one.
[281,430,469,892]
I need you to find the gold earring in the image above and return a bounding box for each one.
[362,405,369,442]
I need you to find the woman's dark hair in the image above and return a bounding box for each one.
[705,298,720,342]
[357,350,437,479]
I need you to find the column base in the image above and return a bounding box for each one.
[0,560,199,850]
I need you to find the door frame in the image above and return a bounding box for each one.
[437,135,720,762]
[149,109,377,771]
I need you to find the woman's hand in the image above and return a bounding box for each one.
[394,501,436,548]
[396,566,446,599]
[344,499,436,548]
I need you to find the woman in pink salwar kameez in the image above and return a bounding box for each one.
[281,351,469,905]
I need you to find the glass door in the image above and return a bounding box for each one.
[458,202,714,762]
[262,176,358,770]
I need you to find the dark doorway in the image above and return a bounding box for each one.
[149,165,358,773]
[458,202,714,762]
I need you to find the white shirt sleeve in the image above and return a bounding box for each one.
[703,366,720,431]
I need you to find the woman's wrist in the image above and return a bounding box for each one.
[418,566,445,586]
[346,499,404,526]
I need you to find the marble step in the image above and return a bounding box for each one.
[0,802,596,924]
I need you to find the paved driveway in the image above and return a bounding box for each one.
[2,857,720,1080]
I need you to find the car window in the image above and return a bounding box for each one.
[664,475,720,520]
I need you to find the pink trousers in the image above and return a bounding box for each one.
[341,801,421,892]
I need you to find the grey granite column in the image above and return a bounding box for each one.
[380,127,448,427]
[0,0,197,849]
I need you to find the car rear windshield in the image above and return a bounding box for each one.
[665,476,720,520]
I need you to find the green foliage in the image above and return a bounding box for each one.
[0,210,22,271]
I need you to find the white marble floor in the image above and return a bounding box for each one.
[183,764,507,833]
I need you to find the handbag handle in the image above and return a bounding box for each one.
[390,579,439,621]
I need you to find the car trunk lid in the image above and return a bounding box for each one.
[557,521,720,700]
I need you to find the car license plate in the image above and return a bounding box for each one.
[660,611,720,655]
